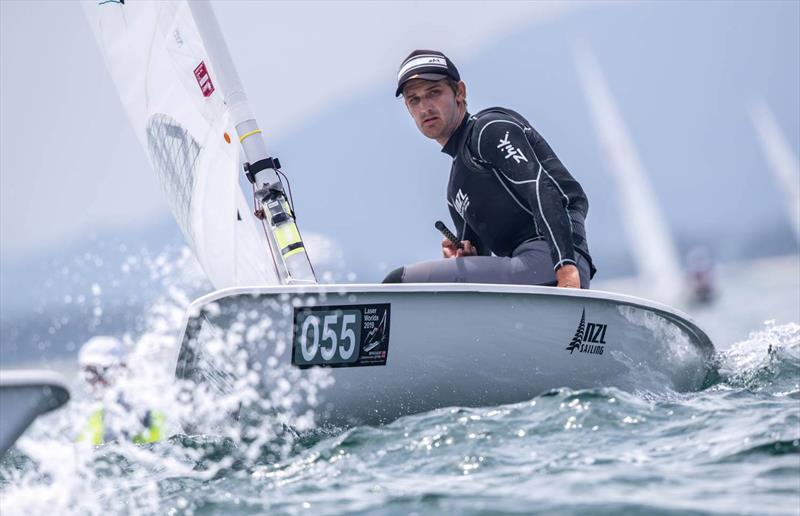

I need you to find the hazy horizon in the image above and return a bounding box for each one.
[1,0,798,315]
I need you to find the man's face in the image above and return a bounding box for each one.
[403,79,466,142]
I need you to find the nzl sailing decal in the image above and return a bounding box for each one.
[497,131,528,164]
[193,61,215,98]
[566,308,607,356]
[454,189,470,217]
[292,303,391,369]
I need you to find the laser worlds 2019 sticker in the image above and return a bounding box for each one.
[292,304,390,369]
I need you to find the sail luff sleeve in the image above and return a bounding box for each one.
[187,0,316,285]
[187,1,252,126]
[187,1,276,183]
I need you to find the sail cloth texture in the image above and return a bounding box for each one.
[84,0,279,288]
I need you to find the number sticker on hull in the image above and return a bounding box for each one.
[292,304,391,368]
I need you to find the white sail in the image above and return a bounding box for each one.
[749,99,800,243]
[83,0,280,288]
[574,44,684,304]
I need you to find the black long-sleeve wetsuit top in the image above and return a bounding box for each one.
[444,107,595,276]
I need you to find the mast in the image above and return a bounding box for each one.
[574,44,684,303]
[749,99,800,243]
[188,0,316,285]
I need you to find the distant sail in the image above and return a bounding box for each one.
[749,99,800,243]
[84,1,279,288]
[574,44,684,303]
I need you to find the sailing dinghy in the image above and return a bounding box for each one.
[84,1,716,428]
[173,283,713,428]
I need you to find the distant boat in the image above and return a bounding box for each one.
[574,44,685,305]
[749,99,800,243]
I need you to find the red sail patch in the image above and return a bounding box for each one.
[193,61,215,98]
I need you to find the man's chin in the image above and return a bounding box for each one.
[420,126,443,140]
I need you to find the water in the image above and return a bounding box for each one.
[1,250,799,515]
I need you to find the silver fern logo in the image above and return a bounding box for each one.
[454,189,470,217]
[566,308,585,354]
[567,308,607,356]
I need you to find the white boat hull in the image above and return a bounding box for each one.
[173,284,715,428]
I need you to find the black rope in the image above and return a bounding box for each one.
[249,163,317,280]
[252,182,281,276]
[276,167,296,220]
[274,169,317,278]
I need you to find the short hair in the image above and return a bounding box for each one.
[446,78,467,108]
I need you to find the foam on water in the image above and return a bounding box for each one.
[0,247,332,514]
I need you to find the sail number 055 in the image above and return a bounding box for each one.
[295,309,362,366]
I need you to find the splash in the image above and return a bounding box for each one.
[715,321,800,393]
[616,304,711,392]
[0,245,339,515]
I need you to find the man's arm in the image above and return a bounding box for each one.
[470,114,579,285]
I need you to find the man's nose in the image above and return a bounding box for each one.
[419,95,434,111]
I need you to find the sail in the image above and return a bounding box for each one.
[574,44,684,303]
[83,0,280,288]
[749,99,800,243]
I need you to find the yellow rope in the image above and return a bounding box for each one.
[239,129,262,143]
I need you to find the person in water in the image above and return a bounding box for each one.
[77,336,164,445]
[384,50,595,288]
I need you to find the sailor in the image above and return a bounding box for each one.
[384,50,595,288]
[77,336,164,445]
[686,246,716,305]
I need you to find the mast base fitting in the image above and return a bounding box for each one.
[254,182,288,205]
[244,157,281,184]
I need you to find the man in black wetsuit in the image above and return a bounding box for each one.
[384,49,596,288]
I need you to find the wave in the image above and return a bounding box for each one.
[712,322,800,393]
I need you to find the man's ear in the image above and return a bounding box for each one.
[456,81,467,104]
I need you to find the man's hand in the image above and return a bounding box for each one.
[442,238,477,258]
[556,264,581,288]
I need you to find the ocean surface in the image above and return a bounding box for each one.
[0,250,798,515]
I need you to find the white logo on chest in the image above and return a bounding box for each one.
[454,189,470,217]
[497,131,528,164]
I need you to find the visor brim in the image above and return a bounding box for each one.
[395,73,450,97]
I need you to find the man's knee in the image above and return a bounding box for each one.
[382,267,405,283]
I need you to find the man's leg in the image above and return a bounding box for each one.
[382,240,591,287]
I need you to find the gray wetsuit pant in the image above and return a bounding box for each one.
[383,240,591,288]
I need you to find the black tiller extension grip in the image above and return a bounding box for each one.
[435,220,463,249]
